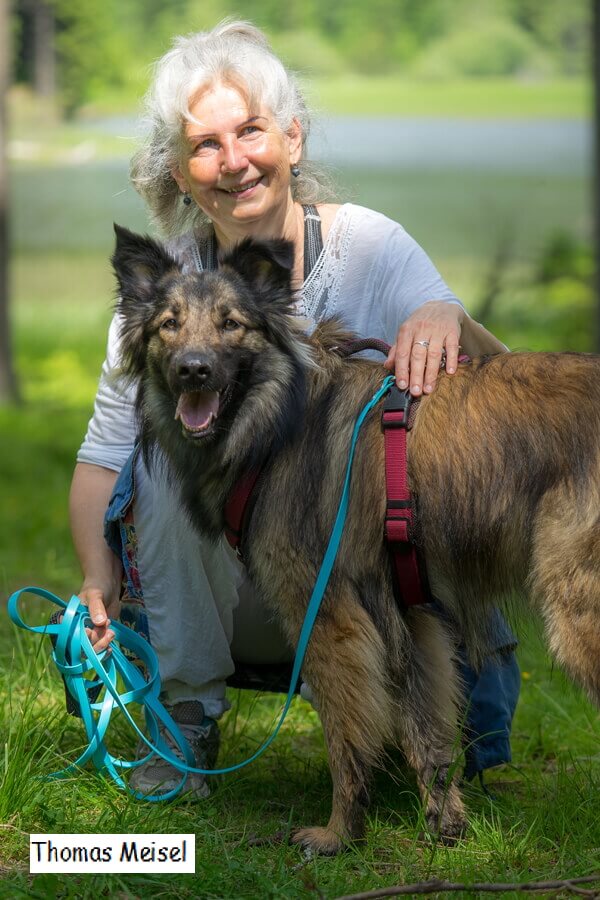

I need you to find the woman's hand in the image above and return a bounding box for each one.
[78,582,122,652]
[384,301,464,396]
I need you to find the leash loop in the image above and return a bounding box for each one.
[8,375,396,800]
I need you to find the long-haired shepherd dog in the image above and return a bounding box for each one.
[112,224,600,855]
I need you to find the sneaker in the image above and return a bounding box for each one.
[129,700,219,799]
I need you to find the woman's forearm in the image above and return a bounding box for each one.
[69,462,122,606]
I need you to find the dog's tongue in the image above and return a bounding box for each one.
[176,391,219,430]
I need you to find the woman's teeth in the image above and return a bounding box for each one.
[225,178,260,193]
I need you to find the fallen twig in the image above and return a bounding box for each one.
[333,874,600,899]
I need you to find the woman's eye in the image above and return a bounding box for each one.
[194,138,219,154]
[239,125,262,141]
[223,318,240,331]
[161,318,178,331]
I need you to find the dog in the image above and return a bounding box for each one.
[112,224,600,855]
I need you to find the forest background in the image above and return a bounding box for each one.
[12,0,589,113]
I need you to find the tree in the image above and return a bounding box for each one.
[31,0,55,97]
[0,0,19,404]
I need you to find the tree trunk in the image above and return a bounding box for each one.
[0,0,20,404]
[594,0,600,352]
[32,0,56,98]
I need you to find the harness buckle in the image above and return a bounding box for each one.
[381,384,412,429]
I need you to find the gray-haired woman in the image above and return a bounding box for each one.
[70,20,519,799]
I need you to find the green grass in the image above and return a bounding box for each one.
[1,249,600,896]
[308,76,590,119]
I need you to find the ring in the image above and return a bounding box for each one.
[414,339,430,349]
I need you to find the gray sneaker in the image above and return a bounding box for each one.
[129,700,219,799]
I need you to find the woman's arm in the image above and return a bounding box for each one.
[69,462,122,651]
[70,313,138,648]
[374,221,506,395]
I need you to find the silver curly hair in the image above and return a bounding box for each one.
[130,19,337,236]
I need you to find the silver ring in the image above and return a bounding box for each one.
[414,339,430,349]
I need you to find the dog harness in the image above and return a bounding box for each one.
[224,338,433,608]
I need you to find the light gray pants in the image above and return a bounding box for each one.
[133,454,292,717]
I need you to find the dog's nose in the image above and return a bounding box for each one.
[176,354,212,383]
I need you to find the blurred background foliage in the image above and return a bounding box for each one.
[11,0,590,114]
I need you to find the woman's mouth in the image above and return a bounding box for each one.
[220,176,263,198]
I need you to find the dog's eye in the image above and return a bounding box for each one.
[160,318,179,331]
[223,318,240,331]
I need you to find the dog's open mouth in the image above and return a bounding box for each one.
[174,387,231,438]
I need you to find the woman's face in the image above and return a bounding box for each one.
[173,82,302,238]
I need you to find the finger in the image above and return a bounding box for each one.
[86,625,115,652]
[94,629,115,653]
[384,344,396,371]
[423,343,445,393]
[444,332,460,375]
[393,325,414,389]
[83,590,109,628]
[407,341,429,396]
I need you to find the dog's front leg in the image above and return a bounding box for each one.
[293,724,371,856]
[291,602,393,855]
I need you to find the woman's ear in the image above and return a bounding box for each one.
[171,165,189,194]
[287,117,302,164]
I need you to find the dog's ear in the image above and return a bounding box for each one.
[112,224,180,306]
[112,225,181,376]
[220,238,294,301]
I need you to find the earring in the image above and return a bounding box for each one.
[290,164,300,178]
[183,192,192,206]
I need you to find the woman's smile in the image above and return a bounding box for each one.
[218,175,265,198]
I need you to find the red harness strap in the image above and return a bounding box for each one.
[381,385,431,607]
[224,469,261,560]
[224,339,458,608]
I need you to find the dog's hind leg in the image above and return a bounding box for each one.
[291,597,394,856]
[532,490,600,704]
[394,609,467,843]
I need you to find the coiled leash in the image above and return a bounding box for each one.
[8,375,397,801]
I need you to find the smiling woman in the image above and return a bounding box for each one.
[67,19,520,840]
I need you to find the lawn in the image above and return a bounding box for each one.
[1,247,600,898]
[309,76,590,120]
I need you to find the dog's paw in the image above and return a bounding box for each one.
[291,826,344,856]
[425,811,468,846]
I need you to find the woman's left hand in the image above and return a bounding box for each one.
[384,300,464,397]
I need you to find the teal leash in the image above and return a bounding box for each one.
[8,375,395,801]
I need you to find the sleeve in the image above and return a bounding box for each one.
[76,314,138,472]
[375,222,464,337]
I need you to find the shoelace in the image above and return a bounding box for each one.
[8,375,396,801]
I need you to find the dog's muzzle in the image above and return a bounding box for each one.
[174,384,233,438]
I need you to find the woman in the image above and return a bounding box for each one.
[70,20,519,797]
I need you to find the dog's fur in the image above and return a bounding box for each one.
[112,224,600,855]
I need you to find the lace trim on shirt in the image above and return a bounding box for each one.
[192,230,211,272]
[299,204,356,322]
[191,204,356,325]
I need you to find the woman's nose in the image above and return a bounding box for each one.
[220,135,249,173]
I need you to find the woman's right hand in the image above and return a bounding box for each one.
[54,580,121,653]
[78,583,122,652]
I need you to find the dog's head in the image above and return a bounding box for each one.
[112,225,311,450]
